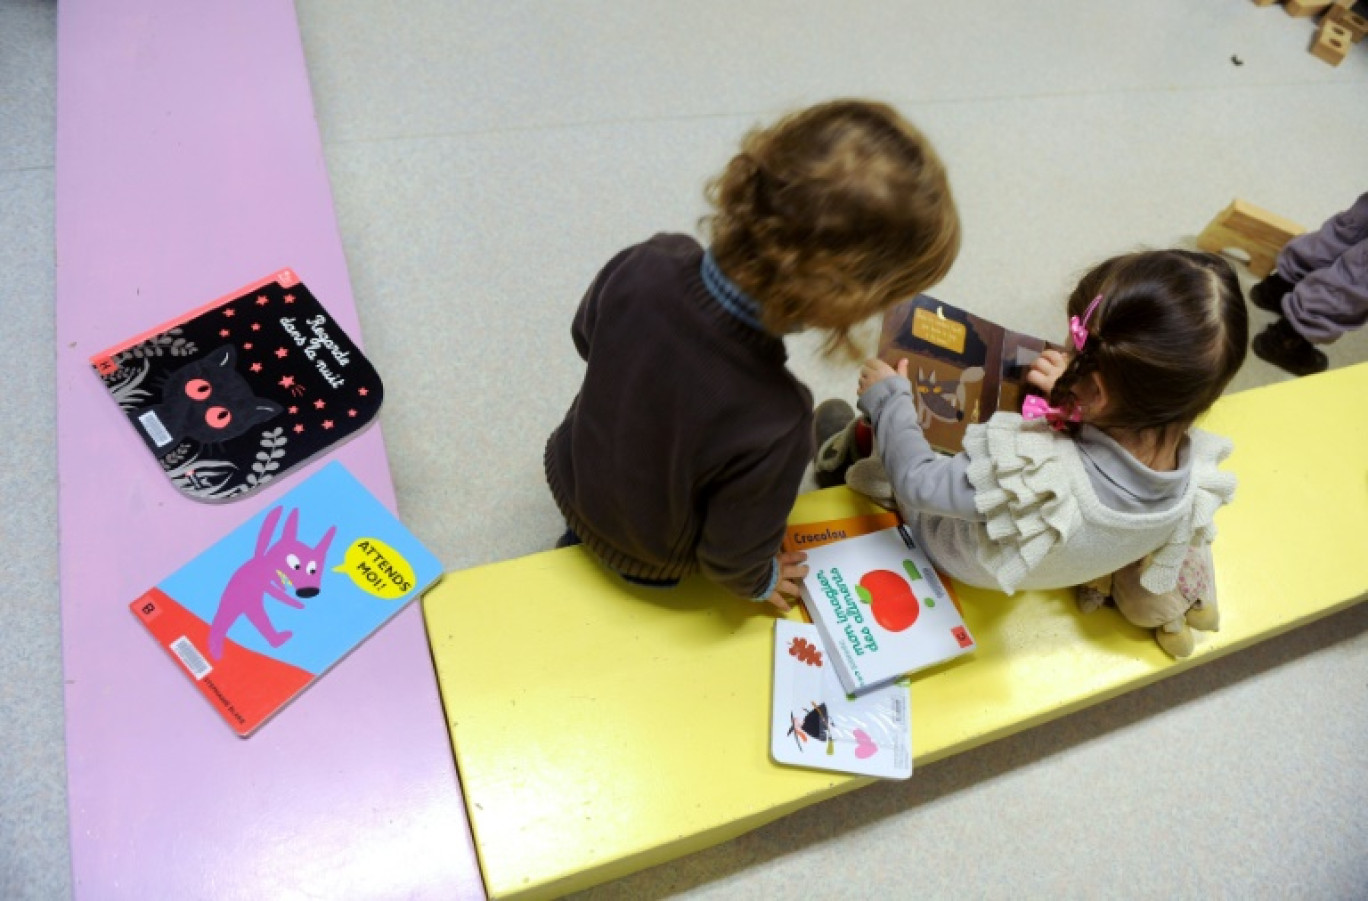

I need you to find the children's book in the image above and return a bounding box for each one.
[129,461,442,737]
[782,511,902,554]
[782,513,903,624]
[771,620,913,779]
[91,268,383,502]
[799,524,975,695]
[878,293,1054,454]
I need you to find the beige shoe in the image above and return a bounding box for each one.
[813,400,859,488]
[846,457,896,509]
[1185,599,1221,633]
[1155,620,1195,658]
[1111,561,1191,629]
[1076,579,1109,614]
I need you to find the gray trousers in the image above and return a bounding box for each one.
[1276,192,1368,344]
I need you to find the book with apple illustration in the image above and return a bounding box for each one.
[770,620,912,779]
[798,524,976,695]
[878,293,1054,454]
[782,511,902,554]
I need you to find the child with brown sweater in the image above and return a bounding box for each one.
[545,99,960,609]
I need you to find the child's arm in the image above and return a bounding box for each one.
[857,359,985,521]
[571,245,639,360]
[695,420,812,606]
[761,551,809,612]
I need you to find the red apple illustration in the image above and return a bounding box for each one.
[855,569,921,632]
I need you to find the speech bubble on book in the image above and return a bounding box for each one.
[333,537,416,599]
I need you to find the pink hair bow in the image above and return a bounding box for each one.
[1021,394,1081,431]
[1069,295,1103,351]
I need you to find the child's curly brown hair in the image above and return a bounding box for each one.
[703,99,960,357]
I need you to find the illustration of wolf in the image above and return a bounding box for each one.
[207,506,337,660]
[913,366,985,430]
[132,345,282,459]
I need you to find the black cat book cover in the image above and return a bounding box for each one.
[877,294,1053,455]
[91,269,383,502]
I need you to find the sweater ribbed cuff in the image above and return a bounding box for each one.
[750,557,780,603]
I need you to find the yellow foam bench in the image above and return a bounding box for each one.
[423,363,1368,900]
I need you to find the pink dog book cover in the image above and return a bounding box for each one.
[90,268,383,502]
[878,294,1053,454]
[130,461,443,737]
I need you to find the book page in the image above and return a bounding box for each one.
[771,620,912,779]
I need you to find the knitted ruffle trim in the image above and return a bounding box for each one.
[962,415,1235,595]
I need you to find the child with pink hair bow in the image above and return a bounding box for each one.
[826,249,1250,656]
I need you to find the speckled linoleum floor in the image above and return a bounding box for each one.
[3,1,1367,897]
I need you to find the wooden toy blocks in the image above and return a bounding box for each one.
[1326,0,1368,41]
[1197,199,1306,278]
[1285,0,1329,14]
[1311,17,1354,64]
[1284,0,1333,16]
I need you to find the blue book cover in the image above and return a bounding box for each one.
[130,461,443,736]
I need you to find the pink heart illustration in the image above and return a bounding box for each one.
[853,729,878,760]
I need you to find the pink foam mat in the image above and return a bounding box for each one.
[55,1,483,896]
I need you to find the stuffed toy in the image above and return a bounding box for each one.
[822,429,1220,658]
[1077,545,1219,658]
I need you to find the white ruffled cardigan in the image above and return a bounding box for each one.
[904,414,1236,595]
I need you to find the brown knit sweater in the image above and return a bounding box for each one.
[544,234,814,598]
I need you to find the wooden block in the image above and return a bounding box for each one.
[1312,17,1354,64]
[1196,199,1306,277]
[1285,0,1332,15]
[1326,0,1368,41]
[425,364,1368,900]
[1220,200,1305,246]
[1198,227,1280,277]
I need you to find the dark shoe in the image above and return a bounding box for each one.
[1252,318,1328,376]
[813,399,857,488]
[1248,272,1294,314]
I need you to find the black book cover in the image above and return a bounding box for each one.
[91,269,383,501]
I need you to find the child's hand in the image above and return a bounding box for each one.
[764,550,809,612]
[858,358,908,396]
[1026,348,1069,396]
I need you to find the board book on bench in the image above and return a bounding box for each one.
[130,461,443,736]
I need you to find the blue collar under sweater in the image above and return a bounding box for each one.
[701,250,766,334]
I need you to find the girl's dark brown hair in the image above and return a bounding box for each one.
[703,99,960,357]
[1048,250,1248,440]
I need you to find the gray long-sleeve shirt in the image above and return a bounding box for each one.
[857,376,1192,520]
[857,376,1229,595]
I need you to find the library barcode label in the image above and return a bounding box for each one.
[138,410,173,447]
[170,636,212,680]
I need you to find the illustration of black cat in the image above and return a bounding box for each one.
[131,345,283,458]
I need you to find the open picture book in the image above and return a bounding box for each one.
[878,293,1055,454]
[130,461,442,736]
